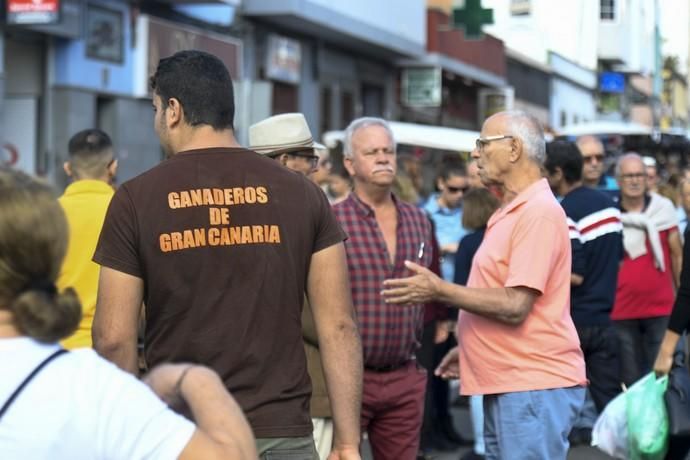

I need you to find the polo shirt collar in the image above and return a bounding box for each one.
[63,179,114,197]
[488,178,549,228]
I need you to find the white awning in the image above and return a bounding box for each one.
[323,121,479,152]
[558,121,652,136]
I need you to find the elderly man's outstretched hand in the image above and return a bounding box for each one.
[381,260,442,305]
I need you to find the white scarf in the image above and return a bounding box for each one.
[620,192,678,271]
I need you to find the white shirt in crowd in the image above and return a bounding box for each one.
[0,337,194,460]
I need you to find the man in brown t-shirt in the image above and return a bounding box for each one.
[92,50,363,460]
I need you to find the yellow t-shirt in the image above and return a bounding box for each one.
[58,180,114,349]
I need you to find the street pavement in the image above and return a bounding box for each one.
[362,404,614,460]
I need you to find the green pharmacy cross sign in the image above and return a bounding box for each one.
[452,0,494,39]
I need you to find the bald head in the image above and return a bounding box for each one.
[487,111,545,164]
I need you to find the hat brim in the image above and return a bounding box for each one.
[254,144,316,156]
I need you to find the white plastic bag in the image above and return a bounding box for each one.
[592,388,629,459]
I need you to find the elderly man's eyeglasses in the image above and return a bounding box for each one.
[475,135,513,152]
[620,173,646,181]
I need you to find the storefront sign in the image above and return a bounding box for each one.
[265,34,301,84]
[7,0,60,25]
[402,67,442,107]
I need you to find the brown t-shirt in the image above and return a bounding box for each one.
[94,147,346,438]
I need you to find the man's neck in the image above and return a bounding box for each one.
[560,180,582,197]
[72,176,111,185]
[501,164,542,204]
[353,183,394,209]
[582,178,599,188]
[175,127,241,153]
[621,195,645,212]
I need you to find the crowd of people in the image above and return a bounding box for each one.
[3,48,690,460]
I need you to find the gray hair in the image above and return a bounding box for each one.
[501,110,546,164]
[615,152,644,177]
[342,117,396,159]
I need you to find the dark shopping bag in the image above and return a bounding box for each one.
[665,351,690,438]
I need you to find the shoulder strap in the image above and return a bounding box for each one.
[0,348,68,420]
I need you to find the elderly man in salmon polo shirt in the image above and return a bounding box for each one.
[382,110,587,460]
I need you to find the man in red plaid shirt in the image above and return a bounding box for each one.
[333,117,434,460]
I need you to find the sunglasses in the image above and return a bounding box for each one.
[583,154,604,164]
[446,185,469,193]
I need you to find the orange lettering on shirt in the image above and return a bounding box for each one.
[178,191,192,208]
[224,188,234,205]
[208,228,220,245]
[190,189,203,207]
[256,186,268,204]
[212,189,224,204]
[229,226,241,244]
[245,187,257,204]
[160,233,172,252]
[252,225,264,243]
[220,227,232,245]
[240,226,252,244]
[170,232,183,251]
[232,187,245,205]
[208,207,229,225]
[168,192,180,209]
[268,225,280,243]
[194,228,206,247]
[183,230,196,248]
[203,189,214,205]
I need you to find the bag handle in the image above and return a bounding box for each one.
[0,349,68,420]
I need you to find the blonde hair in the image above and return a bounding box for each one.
[0,167,81,342]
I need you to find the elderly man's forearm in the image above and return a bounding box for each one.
[437,283,533,325]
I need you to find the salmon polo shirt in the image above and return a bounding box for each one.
[457,179,586,395]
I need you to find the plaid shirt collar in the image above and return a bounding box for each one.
[347,190,402,218]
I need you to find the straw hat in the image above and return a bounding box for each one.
[249,113,321,156]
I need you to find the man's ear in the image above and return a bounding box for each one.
[63,162,72,177]
[343,156,355,177]
[279,153,290,167]
[107,158,118,179]
[509,137,523,163]
[166,98,183,127]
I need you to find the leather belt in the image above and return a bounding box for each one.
[364,360,410,373]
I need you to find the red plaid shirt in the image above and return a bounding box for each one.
[333,193,433,367]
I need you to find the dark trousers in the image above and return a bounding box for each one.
[361,361,427,460]
[576,323,622,412]
[614,316,669,386]
[417,321,457,449]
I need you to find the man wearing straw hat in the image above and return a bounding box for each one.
[249,113,339,460]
